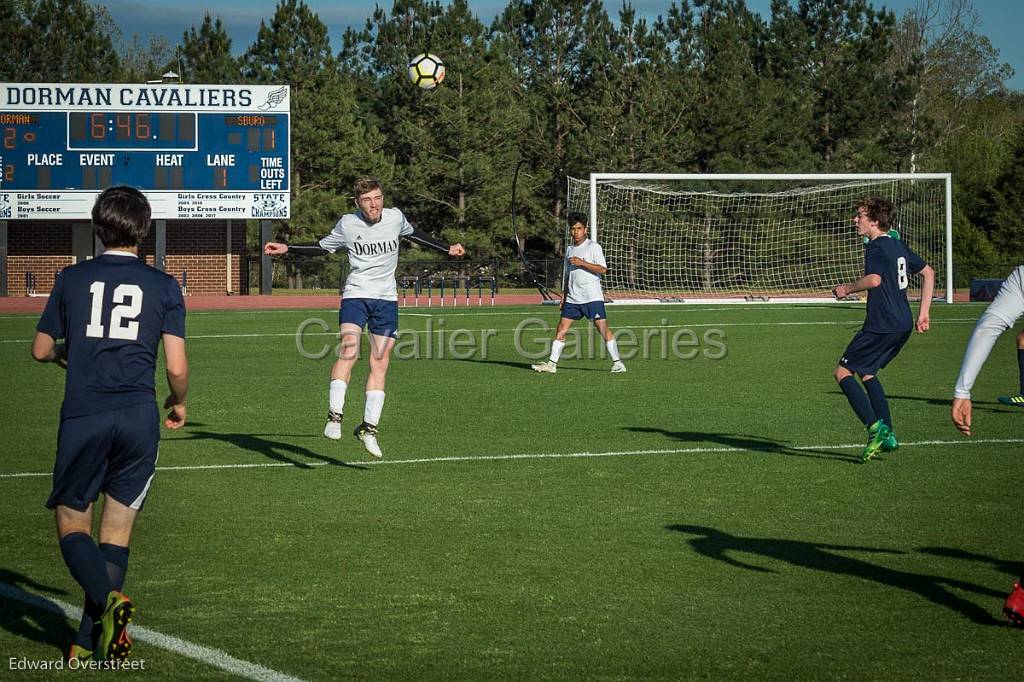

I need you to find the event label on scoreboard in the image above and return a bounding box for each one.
[0,83,290,219]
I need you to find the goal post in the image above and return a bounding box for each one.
[566,173,954,303]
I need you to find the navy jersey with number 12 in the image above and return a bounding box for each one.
[36,252,186,420]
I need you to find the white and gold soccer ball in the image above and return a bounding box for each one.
[407,53,446,90]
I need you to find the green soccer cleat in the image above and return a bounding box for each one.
[997,394,1024,407]
[97,591,135,662]
[67,643,93,664]
[881,429,899,452]
[861,420,891,463]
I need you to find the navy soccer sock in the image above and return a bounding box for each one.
[839,376,877,427]
[863,377,892,430]
[74,543,130,648]
[59,533,112,623]
[1017,349,1024,394]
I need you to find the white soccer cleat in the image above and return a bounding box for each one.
[324,411,343,440]
[531,360,557,373]
[610,360,626,373]
[355,422,383,459]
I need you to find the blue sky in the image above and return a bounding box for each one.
[104,0,1023,90]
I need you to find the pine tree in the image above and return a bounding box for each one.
[242,0,387,196]
[180,13,238,84]
[571,3,695,174]
[985,125,1024,264]
[241,0,389,285]
[1,0,120,81]
[766,0,904,169]
[494,0,608,242]
[343,0,530,258]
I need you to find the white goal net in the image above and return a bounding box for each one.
[566,174,953,303]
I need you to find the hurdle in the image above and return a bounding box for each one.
[404,275,496,307]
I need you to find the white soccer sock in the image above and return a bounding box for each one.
[550,340,565,363]
[606,339,621,362]
[329,379,347,414]
[364,390,385,426]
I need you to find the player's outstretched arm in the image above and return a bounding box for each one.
[162,333,188,429]
[264,241,334,257]
[406,226,465,257]
[833,274,882,299]
[916,265,935,332]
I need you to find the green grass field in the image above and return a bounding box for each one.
[1,302,1022,679]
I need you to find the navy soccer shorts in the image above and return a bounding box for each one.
[839,329,913,376]
[562,301,608,321]
[46,402,160,512]
[339,298,399,338]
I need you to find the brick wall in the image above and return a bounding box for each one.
[138,220,248,295]
[5,220,248,296]
[6,222,74,296]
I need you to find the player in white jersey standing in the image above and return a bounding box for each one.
[949,265,1024,628]
[532,212,625,374]
[264,178,465,458]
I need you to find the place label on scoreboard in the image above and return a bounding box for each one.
[0,83,291,219]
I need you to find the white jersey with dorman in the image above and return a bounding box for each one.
[954,265,1024,399]
[318,207,415,301]
[565,238,607,305]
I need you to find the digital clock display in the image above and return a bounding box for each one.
[68,112,196,150]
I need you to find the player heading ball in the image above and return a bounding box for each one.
[264,177,465,459]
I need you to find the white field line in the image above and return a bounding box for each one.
[0,582,305,682]
[2,438,1021,479]
[0,318,988,344]
[0,303,994,322]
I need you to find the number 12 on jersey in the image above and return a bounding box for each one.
[85,281,143,340]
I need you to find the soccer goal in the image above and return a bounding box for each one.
[565,173,953,303]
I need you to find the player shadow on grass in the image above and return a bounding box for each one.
[177,422,368,470]
[453,358,606,371]
[916,547,1024,581]
[625,427,858,463]
[667,525,1004,625]
[826,391,1006,410]
[0,568,74,654]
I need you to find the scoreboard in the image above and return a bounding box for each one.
[0,83,290,220]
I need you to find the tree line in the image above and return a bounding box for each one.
[2,0,1022,285]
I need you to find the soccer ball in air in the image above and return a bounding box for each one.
[407,53,446,90]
